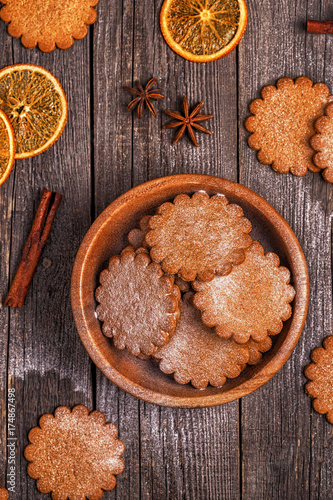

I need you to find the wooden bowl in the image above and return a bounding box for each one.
[71,175,309,408]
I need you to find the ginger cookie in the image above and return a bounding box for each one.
[174,276,191,293]
[305,336,333,424]
[310,103,333,183]
[120,245,149,256]
[128,215,151,250]
[246,336,273,365]
[0,488,8,500]
[95,249,180,357]
[193,241,295,344]
[154,292,250,389]
[24,405,124,499]
[0,0,99,52]
[245,77,332,176]
[146,192,252,282]
[128,217,190,291]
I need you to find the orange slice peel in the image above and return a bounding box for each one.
[0,108,15,186]
[160,0,248,63]
[0,64,68,159]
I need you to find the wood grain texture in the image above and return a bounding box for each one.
[239,0,333,499]
[0,0,332,497]
[93,1,241,498]
[0,30,93,498]
[0,31,13,490]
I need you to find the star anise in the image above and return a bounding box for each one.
[124,78,164,118]
[163,95,213,147]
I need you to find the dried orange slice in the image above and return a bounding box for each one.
[0,109,15,186]
[160,0,248,63]
[0,64,68,159]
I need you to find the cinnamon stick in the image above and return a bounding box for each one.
[5,189,62,307]
[307,20,333,34]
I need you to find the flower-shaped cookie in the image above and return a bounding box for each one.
[245,77,332,176]
[0,0,99,52]
[246,336,273,365]
[24,405,125,499]
[193,241,295,344]
[146,192,252,282]
[0,487,8,500]
[310,103,333,183]
[154,292,250,389]
[128,215,151,250]
[305,336,333,424]
[96,250,180,357]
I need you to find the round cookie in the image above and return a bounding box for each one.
[128,215,151,250]
[245,77,332,176]
[305,336,333,424]
[0,0,99,52]
[146,191,252,282]
[24,405,124,499]
[246,336,273,365]
[95,249,180,357]
[310,103,333,183]
[193,241,295,344]
[154,292,250,389]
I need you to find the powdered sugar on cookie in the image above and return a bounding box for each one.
[193,241,295,344]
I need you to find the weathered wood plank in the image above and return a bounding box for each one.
[93,1,141,499]
[133,1,241,499]
[93,0,241,498]
[306,1,333,498]
[0,32,14,491]
[239,0,333,498]
[0,34,93,497]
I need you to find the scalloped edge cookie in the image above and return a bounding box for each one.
[305,335,333,424]
[245,76,332,176]
[154,292,250,389]
[310,102,333,183]
[146,191,252,282]
[193,241,295,344]
[0,0,99,52]
[24,405,124,499]
[128,215,151,250]
[96,249,180,357]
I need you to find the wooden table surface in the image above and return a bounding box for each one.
[0,1,333,499]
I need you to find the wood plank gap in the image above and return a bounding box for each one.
[89,24,96,223]
[236,45,240,185]
[89,23,97,412]
[239,399,243,500]
[4,174,17,474]
[138,401,142,500]
[130,0,136,190]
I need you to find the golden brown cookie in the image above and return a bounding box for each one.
[0,488,8,500]
[128,215,151,250]
[24,405,124,499]
[174,276,191,293]
[245,77,332,176]
[193,241,295,344]
[146,192,252,282]
[246,336,273,365]
[96,249,180,357]
[154,292,250,389]
[310,103,333,183]
[305,336,333,424]
[0,0,99,52]
[120,245,149,256]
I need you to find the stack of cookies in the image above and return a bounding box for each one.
[96,191,295,389]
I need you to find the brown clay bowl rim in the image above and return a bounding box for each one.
[71,174,309,408]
